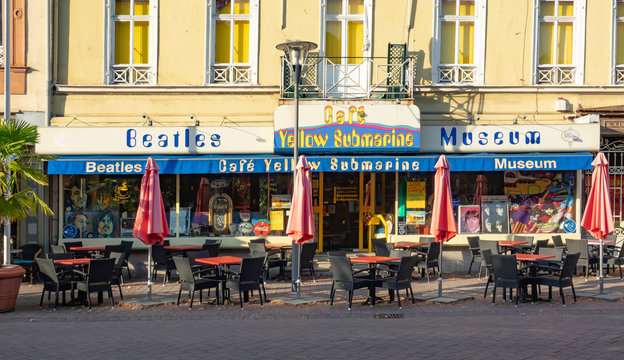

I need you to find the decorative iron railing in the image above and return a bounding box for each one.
[615,65,624,85]
[211,64,253,85]
[110,64,154,85]
[536,65,576,85]
[437,65,477,85]
[280,56,414,99]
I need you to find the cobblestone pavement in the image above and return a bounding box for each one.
[3,266,624,359]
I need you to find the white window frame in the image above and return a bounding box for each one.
[205,0,259,85]
[104,0,159,85]
[432,0,487,85]
[319,0,373,60]
[532,0,586,85]
[612,0,624,84]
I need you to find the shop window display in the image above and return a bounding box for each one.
[62,175,175,239]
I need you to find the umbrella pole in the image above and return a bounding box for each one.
[297,243,302,299]
[147,245,153,301]
[438,242,443,298]
[599,239,604,295]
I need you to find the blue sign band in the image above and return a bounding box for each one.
[47,152,594,175]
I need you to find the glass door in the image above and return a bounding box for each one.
[322,172,360,250]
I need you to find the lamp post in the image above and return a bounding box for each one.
[276,40,317,293]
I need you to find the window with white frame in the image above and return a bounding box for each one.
[534,0,586,85]
[107,0,158,85]
[319,0,373,97]
[614,0,624,84]
[207,0,258,85]
[433,0,486,85]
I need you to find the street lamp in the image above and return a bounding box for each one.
[276,40,317,294]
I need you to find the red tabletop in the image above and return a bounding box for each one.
[265,243,293,249]
[498,241,528,247]
[587,239,615,246]
[54,258,92,266]
[69,246,105,251]
[164,245,203,250]
[196,256,242,266]
[515,254,554,262]
[350,256,400,264]
[393,242,427,249]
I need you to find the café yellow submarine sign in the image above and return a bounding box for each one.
[273,103,420,153]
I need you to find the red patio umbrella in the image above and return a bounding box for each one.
[473,174,487,206]
[133,157,169,300]
[430,155,458,297]
[286,155,315,298]
[581,152,614,294]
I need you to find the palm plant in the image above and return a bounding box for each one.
[0,119,54,264]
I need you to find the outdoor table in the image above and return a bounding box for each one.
[69,246,105,257]
[498,241,528,254]
[53,258,92,266]
[196,256,243,304]
[393,242,427,250]
[165,244,203,257]
[514,253,555,303]
[586,239,615,246]
[350,256,400,305]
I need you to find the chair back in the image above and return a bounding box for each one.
[187,250,214,266]
[173,257,195,284]
[162,240,171,246]
[109,252,125,269]
[552,235,564,248]
[49,252,73,260]
[104,245,125,258]
[239,257,265,282]
[151,244,170,265]
[479,240,500,256]
[329,255,354,284]
[390,249,411,257]
[565,239,589,260]
[204,239,222,246]
[249,238,267,245]
[490,255,519,281]
[513,235,534,247]
[20,244,42,260]
[300,242,317,264]
[538,247,564,262]
[372,239,391,257]
[467,236,480,251]
[560,252,580,279]
[396,255,419,281]
[51,245,66,254]
[426,241,441,259]
[481,249,493,270]
[327,251,347,257]
[533,239,549,254]
[87,258,115,283]
[248,242,266,256]
[36,258,59,284]
[202,243,220,257]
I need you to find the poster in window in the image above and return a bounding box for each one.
[406,181,426,208]
[505,171,575,234]
[458,205,481,234]
[481,196,509,234]
[271,195,291,209]
[270,210,284,231]
[406,210,425,225]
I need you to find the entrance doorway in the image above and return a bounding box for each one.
[321,172,360,250]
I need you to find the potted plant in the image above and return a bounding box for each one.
[0,119,53,312]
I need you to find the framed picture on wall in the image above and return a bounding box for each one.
[481,195,509,234]
[458,205,481,234]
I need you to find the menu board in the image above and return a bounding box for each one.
[406,181,425,208]
[334,186,358,202]
[270,210,284,231]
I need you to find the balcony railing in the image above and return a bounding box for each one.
[280,56,414,99]
[437,65,477,85]
[615,65,624,85]
[536,65,576,85]
[110,64,155,85]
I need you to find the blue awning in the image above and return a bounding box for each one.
[46,152,594,175]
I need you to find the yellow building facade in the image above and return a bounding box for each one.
[36,0,622,260]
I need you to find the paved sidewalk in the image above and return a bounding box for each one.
[3,268,624,359]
